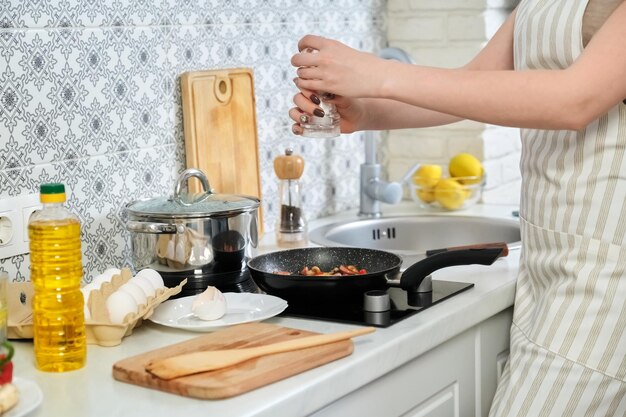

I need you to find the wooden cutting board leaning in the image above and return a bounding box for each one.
[112,322,356,399]
[180,68,263,234]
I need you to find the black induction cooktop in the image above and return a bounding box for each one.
[279,280,474,327]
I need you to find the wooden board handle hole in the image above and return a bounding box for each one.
[215,77,232,103]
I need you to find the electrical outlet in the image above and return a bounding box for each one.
[0,213,14,247]
[0,194,41,260]
[21,201,42,243]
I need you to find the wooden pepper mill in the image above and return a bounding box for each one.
[273,148,307,247]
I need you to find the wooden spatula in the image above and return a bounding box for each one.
[145,326,375,380]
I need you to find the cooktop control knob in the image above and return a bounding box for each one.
[363,290,391,312]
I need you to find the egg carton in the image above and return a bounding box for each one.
[7,268,187,347]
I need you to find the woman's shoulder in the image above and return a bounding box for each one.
[582,0,624,47]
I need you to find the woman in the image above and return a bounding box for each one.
[289,1,626,415]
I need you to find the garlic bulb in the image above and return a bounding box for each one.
[166,239,175,262]
[192,286,227,321]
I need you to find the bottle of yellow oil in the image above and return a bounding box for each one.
[28,183,86,372]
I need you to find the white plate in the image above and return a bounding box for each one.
[148,293,288,332]
[6,377,43,417]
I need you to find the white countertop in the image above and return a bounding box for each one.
[12,202,521,417]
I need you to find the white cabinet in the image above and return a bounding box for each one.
[312,308,513,417]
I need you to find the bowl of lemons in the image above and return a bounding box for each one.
[408,153,485,211]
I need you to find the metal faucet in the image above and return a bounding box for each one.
[359,47,416,217]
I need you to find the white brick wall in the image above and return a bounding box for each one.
[386,0,521,205]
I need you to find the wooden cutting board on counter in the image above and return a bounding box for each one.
[112,322,353,399]
[180,68,263,233]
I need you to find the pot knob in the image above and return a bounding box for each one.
[173,168,213,205]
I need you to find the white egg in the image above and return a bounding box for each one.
[130,276,156,298]
[84,304,91,321]
[192,286,227,321]
[102,268,121,279]
[91,274,111,289]
[81,283,98,304]
[118,282,147,307]
[136,269,164,290]
[106,291,138,324]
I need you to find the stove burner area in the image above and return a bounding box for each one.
[161,264,260,298]
[279,280,474,327]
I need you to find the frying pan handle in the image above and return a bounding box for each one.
[425,242,509,257]
[400,247,505,293]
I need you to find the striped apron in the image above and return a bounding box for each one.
[488,0,626,416]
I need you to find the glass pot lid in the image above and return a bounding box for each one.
[126,168,260,219]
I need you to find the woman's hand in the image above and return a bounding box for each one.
[291,35,389,98]
[288,86,367,135]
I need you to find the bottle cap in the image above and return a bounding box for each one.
[40,183,66,203]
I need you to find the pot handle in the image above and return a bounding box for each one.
[127,221,184,234]
[174,168,212,206]
[400,247,506,293]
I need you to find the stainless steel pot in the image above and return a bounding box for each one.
[125,169,260,274]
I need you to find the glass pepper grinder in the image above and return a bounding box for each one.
[273,148,308,247]
[298,48,341,138]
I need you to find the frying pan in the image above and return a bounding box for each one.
[248,244,507,302]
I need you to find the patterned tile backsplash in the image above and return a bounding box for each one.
[0,0,386,282]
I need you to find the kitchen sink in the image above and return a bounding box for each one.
[309,215,521,267]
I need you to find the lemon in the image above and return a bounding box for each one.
[449,153,483,185]
[412,164,443,188]
[434,179,467,210]
[416,188,436,203]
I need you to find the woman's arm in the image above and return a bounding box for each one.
[359,8,516,130]
[294,3,626,131]
[290,9,517,132]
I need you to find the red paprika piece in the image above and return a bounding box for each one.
[0,342,15,385]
